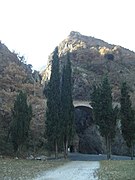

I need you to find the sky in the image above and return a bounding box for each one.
[0,0,135,70]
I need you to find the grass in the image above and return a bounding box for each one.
[0,157,68,180]
[97,160,135,180]
[1,157,135,180]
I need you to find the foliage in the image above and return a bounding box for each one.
[120,82,135,159]
[91,76,117,159]
[45,47,61,158]
[11,91,32,153]
[91,84,102,127]
[61,52,74,158]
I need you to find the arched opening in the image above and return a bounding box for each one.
[75,106,93,134]
[73,105,104,154]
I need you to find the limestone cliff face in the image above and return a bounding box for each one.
[0,42,45,154]
[42,31,135,155]
[42,31,135,103]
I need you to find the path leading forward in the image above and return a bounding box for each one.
[35,161,100,180]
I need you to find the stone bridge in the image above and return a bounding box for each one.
[73,100,92,109]
[44,99,92,109]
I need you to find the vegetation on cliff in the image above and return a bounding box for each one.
[0,41,45,155]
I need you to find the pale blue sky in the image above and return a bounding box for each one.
[0,0,135,70]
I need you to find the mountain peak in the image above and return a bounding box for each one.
[43,31,135,102]
[69,31,81,37]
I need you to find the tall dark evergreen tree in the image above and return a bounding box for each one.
[120,82,135,160]
[11,91,32,154]
[91,84,102,125]
[91,77,117,159]
[61,52,74,158]
[45,47,61,159]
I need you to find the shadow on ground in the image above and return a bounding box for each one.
[68,152,133,161]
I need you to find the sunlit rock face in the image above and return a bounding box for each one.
[42,31,135,103]
[42,31,135,155]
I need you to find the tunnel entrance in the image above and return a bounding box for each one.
[74,105,104,154]
[75,106,93,134]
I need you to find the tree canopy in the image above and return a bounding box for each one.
[11,91,32,153]
[61,52,74,158]
[120,82,135,160]
[45,47,61,158]
[91,76,117,159]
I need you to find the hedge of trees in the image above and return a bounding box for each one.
[91,77,135,160]
[45,47,74,159]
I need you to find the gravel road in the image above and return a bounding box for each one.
[34,153,132,180]
[35,161,100,180]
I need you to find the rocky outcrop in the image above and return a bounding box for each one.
[42,31,135,103]
[0,42,45,154]
[42,31,135,155]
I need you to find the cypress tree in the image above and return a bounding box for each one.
[45,47,61,159]
[11,91,32,154]
[91,76,117,159]
[61,52,74,158]
[91,84,102,125]
[120,82,135,160]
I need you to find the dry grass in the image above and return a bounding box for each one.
[97,160,135,180]
[0,157,67,180]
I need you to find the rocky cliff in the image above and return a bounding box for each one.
[0,42,45,154]
[42,31,135,155]
[42,31,135,103]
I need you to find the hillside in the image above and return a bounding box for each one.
[42,31,135,104]
[0,42,45,154]
[1,31,135,156]
[42,31,135,155]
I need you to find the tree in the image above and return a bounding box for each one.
[11,91,32,154]
[91,84,102,126]
[61,53,74,158]
[91,76,117,159]
[45,47,61,159]
[120,82,135,160]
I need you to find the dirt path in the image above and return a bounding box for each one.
[35,161,100,180]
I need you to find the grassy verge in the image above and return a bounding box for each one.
[0,157,68,179]
[97,160,135,180]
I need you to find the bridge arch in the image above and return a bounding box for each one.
[73,100,92,109]
[72,101,103,154]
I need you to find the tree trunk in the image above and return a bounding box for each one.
[63,141,66,159]
[131,142,134,160]
[106,136,108,160]
[65,139,68,159]
[106,135,111,160]
[63,137,68,159]
[109,138,111,160]
[55,140,58,159]
[33,136,36,156]
[16,144,22,157]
